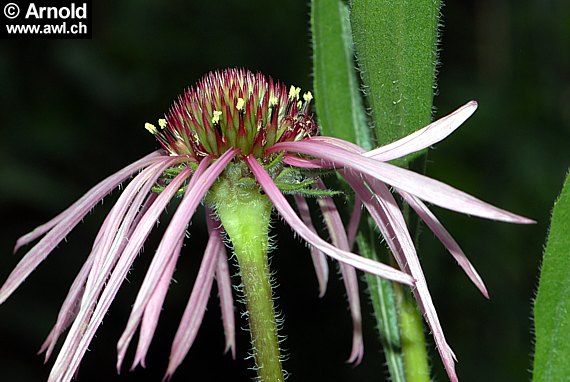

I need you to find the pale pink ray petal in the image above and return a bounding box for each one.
[164,221,221,380]
[244,156,414,286]
[40,191,159,362]
[50,161,171,380]
[346,173,458,382]
[312,102,479,162]
[39,252,93,361]
[346,198,362,250]
[13,150,164,253]
[215,247,236,359]
[293,194,329,297]
[0,155,172,307]
[131,234,184,370]
[270,140,535,224]
[282,155,330,169]
[337,263,364,365]
[39,209,114,359]
[116,157,214,371]
[206,212,236,359]
[365,101,478,161]
[314,180,363,364]
[399,190,489,298]
[48,162,198,382]
[83,158,181,306]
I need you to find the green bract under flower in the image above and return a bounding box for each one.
[145,68,316,162]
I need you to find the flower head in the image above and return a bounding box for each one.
[149,68,316,160]
[1,68,533,382]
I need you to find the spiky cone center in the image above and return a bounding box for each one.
[146,68,316,163]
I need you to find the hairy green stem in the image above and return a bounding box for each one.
[395,284,430,382]
[236,243,284,382]
[210,164,284,382]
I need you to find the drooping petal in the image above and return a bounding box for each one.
[39,251,94,361]
[293,195,329,297]
[346,199,362,250]
[215,245,236,359]
[314,181,363,364]
[345,173,458,382]
[48,163,195,382]
[399,190,489,298]
[206,212,236,359]
[0,154,171,306]
[244,155,414,286]
[41,190,159,363]
[83,158,181,307]
[164,220,221,380]
[131,234,184,370]
[270,140,535,224]
[116,158,214,371]
[13,150,164,253]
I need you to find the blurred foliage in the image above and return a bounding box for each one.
[0,1,568,381]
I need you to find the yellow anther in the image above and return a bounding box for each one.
[297,100,302,109]
[289,85,301,100]
[303,91,313,103]
[158,118,167,129]
[236,98,245,111]
[212,110,222,125]
[269,95,278,107]
[144,122,158,134]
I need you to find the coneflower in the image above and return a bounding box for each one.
[1,68,533,382]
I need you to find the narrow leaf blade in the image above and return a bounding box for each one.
[533,171,570,382]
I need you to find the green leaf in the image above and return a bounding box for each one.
[533,171,570,382]
[311,0,372,150]
[350,0,441,162]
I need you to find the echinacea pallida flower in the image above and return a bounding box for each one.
[0,68,533,382]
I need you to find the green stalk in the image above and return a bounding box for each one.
[395,285,430,381]
[210,164,284,382]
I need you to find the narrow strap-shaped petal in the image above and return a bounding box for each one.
[346,198,362,250]
[399,190,489,298]
[164,220,220,380]
[270,140,535,224]
[244,156,414,286]
[131,234,185,370]
[365,101,478,161]
[345,173,458,382]
[41,191,159,362]
[215,245,236,358]
[13,150,164,253]
[283,155,332,169]
[293,195,329,297]
[314,181,363,364]
[0,155,172,306]
[206,212,236,359]
[48,163,196,382]
[312,102,478,162]
[39,252,94,361]
[116,157,215,371]
[83,158,181,307]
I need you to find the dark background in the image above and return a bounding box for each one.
[0,1,568,381]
